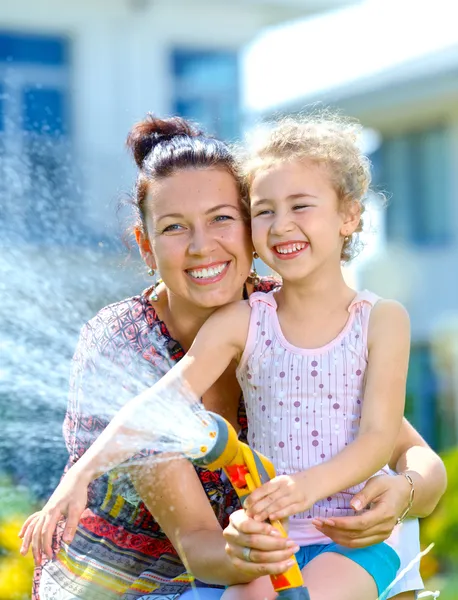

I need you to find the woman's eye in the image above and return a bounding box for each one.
[162,223,184,233]
[213,215,234,223]
[293,204,311,211]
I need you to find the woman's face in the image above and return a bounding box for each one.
[139,167,252,310]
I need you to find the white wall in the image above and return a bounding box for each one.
[0,0,290,236]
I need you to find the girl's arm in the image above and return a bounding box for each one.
[67,301,251,481]
[245,299,411,521]
[129,457,296,585]
[20,301,251,563]
[310,299,410,495]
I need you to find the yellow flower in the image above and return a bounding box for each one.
[0,517,27,553]
[0,557,34,599]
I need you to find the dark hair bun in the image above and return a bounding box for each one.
[126,114,204,168]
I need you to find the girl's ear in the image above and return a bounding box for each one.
[134,227,157,269]
[340,200,361,237]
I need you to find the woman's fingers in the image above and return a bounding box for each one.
[41,508,63,560]
[19,514,41,556]
[18,512,41,539]
[31,514,46,566]
[226,541,299,565]
[227,509,281,537]
[350,475,387,511]
[314,525,388,548]
[226,550,297,577]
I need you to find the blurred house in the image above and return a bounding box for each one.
[0,0,359,497]
[0,0,354,246]
[244,2,458,448]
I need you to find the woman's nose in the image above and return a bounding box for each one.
[188,226,217,256]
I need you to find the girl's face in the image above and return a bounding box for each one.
[137,167,252,310]
[250,159,358,283]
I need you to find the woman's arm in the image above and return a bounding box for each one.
[129,458,296,585]
[311,418,447,546]
[388,418,447,518]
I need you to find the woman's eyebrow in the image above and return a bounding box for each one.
[205,204,240,214]
[157,204,239,222]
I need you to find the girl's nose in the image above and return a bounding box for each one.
[270,212,294,236]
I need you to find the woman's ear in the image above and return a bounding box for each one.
[134,227,156,269]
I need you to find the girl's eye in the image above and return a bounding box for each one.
[162,223,185,233]
[254,209,273,217]
[293,204,310,211]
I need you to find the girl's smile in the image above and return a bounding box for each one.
[272,241,310,259]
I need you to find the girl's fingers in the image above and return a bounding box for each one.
[244,481,280,510]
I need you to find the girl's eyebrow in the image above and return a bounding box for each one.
[252,193,317,207]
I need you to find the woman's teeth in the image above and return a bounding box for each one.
[275,243,307,254]
[187,262,228,279]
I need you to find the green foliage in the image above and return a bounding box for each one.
[422,447,458,566]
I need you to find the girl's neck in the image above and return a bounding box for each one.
[276,263,354,318]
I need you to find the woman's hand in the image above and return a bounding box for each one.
[18,467,89,565]
[311,473,413,548]
[223,509,299,577]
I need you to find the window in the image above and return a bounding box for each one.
[405,344,439,449]
[376,126,452,247]
[172,49,239,141]
[0,31,72,243]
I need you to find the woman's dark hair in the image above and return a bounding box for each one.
[126,114,246,233]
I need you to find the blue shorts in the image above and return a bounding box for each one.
[295,542,400,598]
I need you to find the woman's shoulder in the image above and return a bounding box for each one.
[81,289,156,348]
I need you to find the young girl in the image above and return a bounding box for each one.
[25,113,410,599]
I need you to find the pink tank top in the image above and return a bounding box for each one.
[236,289,389,545]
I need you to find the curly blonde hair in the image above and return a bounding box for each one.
[244,111,372,262]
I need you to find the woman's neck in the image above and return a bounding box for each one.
[153,286,245,352]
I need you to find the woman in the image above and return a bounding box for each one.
[20,114,446,600]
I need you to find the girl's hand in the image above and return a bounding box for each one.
[18,468,89,565]
[223,509,300,576]
[311,473,412,548]
[243,472,315,521]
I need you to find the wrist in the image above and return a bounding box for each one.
[396,471,415,523]
[72,457,98,484]
[299,466,328,505]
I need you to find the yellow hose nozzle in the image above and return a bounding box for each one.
[185,411,309,598]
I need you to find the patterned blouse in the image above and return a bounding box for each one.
[33,278,277,600]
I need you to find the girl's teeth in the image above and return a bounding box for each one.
[188,263,227,279]
[276,243,306,254]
